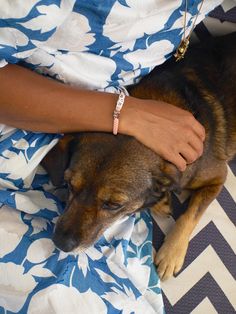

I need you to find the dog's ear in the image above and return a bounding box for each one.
[41,134,75,186]
[140,161,181,210]
[152,160,181,193]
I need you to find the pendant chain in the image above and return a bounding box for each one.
[175,0,205,61]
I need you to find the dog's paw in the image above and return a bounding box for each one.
[154,239,188,281]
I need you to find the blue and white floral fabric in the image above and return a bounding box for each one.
[0,1,222,313]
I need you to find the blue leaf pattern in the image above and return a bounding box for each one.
[0,1,222,313]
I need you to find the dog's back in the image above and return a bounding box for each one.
[129,32,236,161]
[215,33,236,156]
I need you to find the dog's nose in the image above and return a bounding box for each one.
[52,230,78,252]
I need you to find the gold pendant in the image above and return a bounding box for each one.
[174,38,189,62]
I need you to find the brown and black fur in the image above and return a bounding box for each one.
[42,33,236,281]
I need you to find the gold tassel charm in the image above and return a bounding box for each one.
[174,38,189,62]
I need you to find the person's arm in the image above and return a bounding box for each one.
[0,64,118,133]
[0,64,205,171]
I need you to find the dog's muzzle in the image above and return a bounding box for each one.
[52,227,78,252]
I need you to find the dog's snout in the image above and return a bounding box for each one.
[53,228,78,252]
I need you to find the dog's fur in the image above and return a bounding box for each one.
[42,33,236,281]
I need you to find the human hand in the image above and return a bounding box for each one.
[120,97,205,171]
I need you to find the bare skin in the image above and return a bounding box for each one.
[0,64,205,171]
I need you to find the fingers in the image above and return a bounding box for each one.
[161,138,204,172]
[188,133,204,158]
[179,142,203,165]
[167,107,205,142]
[162,150,187,172]
[176,110,205,143]
[157,125,205,172]
[125,99,206,172]
[176,117,205,168]
[193,119,205,142]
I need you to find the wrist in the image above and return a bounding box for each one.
[118,95,141,137]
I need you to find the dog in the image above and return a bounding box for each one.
[42,33,236,281]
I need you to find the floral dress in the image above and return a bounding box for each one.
[0,1,222,313]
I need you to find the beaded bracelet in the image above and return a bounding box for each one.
[112,90,126,135]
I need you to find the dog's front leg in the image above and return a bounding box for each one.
[154,181,224,281]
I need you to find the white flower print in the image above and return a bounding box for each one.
[0,138,58,184]
[76,246,103,277]
[103,0,182,51]
[28,286,107,314]
[116,68,142,88]
[40,12,95,52]
[19,0,76,33]
[106,244,127,279]
[103,215,134,244]
[94,268,118,286]
[0,124,18,141]
[103,286,157,314]
[31,216,48,236]
[131,218,149,247]
[0,206,28,258]
[25,49,117,89]
[143,289,164,314]
[0,263,37,313]
[125,256,150,294]
[0,0,41,19]
[13,48,38,60]
[124,39,174,69]
[15,190,58,214]
[26,238,55,263]
[0,60,7,67]
[29,262,56,278]
[0,28,29,48]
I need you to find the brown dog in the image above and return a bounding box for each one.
[42,33,236,281]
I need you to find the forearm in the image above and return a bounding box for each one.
[0,64,205,171]
[0,64,132,133]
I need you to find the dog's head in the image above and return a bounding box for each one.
[42,133,180,252]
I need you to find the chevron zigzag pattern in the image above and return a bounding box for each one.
[153,161,236,314]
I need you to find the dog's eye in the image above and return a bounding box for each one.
[102,201,122,211]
